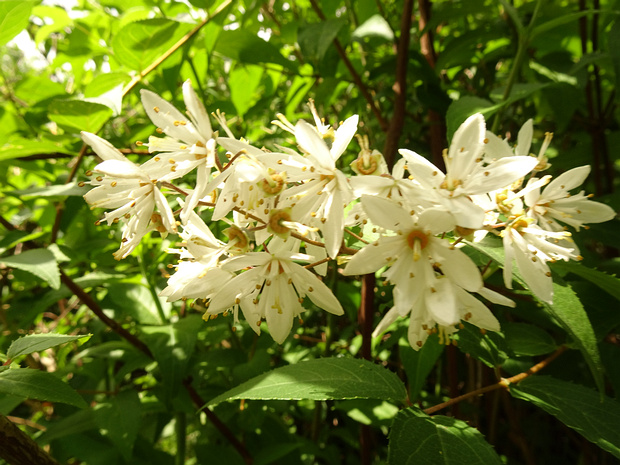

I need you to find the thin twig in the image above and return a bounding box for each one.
[424,345,567,415]
[307,0,388,131]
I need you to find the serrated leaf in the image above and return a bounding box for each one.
[0,1,35,46]
[553,261,620,302]
[8,333,91,359]
[111,18,195,71]
[510,376,620,458]
[207,357,407,407]
[503,322,557,356]
[141,315,202,400]
[93,390,141,461]
[0,248,60,289]
[48,100,113,133]
[388,408,503,465]
[466,238,603,390]
[215,29,297,70]
[0,368,86,408]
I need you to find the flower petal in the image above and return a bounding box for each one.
[140,89,199,144]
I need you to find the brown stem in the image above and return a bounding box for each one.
[383,0,414,169]
[59,269,154,358]
[424,345,567,415]
[183,378,253,465]
[417,0,446,171]
[308,0,388,131]
[0,414,60,465]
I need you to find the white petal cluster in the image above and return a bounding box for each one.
[81,80,616,348]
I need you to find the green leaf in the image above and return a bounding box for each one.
[229,65,263,117]
[530,11,594,39]
[352,14,394,41]
[48,100,113,134]
[0,248,60,289]
[8,333,91,359]
[207,357,407,407]
[503,322,557,356]
[454,322,510,368]
[0,1,35,46]
[552,261,620,302]
[610,22,620,101]
[399,334,444,401]
[298,19,346,63]
[107,282,164,325]
[0,137,67,162]
[510,376,620,458]
[0,368,86,408]
[388,408,503,465]
[446,97,501,141]
[93,390,141,461]
[141,315,202,400]
[9,182,90,198]
[111,18,194,71]
[215,29,296,70]
[467,238,604,391]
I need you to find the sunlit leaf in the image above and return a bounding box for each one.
[0,248,60,289]
[48,100,113,134]
[8,333,91,359]
[0,0,35,46]
[207,357,407,407]
[0,368,86,408]
[388,408,503,465]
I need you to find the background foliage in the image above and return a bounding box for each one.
[1,0,619,464]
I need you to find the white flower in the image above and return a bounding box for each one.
[501,217,578,304]
[343,196,498,344]
[207,248,344,343]
[401,113,538,229]
[140,80,217,222]
[81,132,176,260]
[525,165,616,232]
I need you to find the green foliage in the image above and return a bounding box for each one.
[1,0,619,463]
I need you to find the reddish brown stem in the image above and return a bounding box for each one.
[308,0,388,131]
[383,0,414,169]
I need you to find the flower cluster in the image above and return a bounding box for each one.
[81,80,615,349]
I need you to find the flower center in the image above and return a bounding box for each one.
[355,154,378,175]
[407,230,429,261]
[269,209,293,235]
[259,172,285,195]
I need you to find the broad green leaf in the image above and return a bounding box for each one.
[37,409,97,444]
[48,100,113,134]
[388,408,503,465]
[0,137,66,162]
[530,11,594,39]
[0,1,35,46]
[207,357,407,407]
[111,18,194,71]
[229,65,263,117]
[467,238,604,391]
[399,334,444,401]
[215,29,297,70]
[9,182,90,198]
[503,322,557,356]
[510,376,620,458]
[0,368,86,408]
[32,5,72,45]
[107,282,164,325]
[352,14,394,41]
[446,97,501,140]
[454,322,509,368]
[0,248,60,289]
[141,315,202,400]
[553,261,620,302]
[8,333,91,359]
[93,390,141,461]
[298,19,346,63]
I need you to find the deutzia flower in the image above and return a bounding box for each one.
[81,132,176,260]
[524,165,616,232]
[140,80,217,222]
[343,195,501,349]
[400,113,538,229]
[206,247,344,343]
[501,217,579,304]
